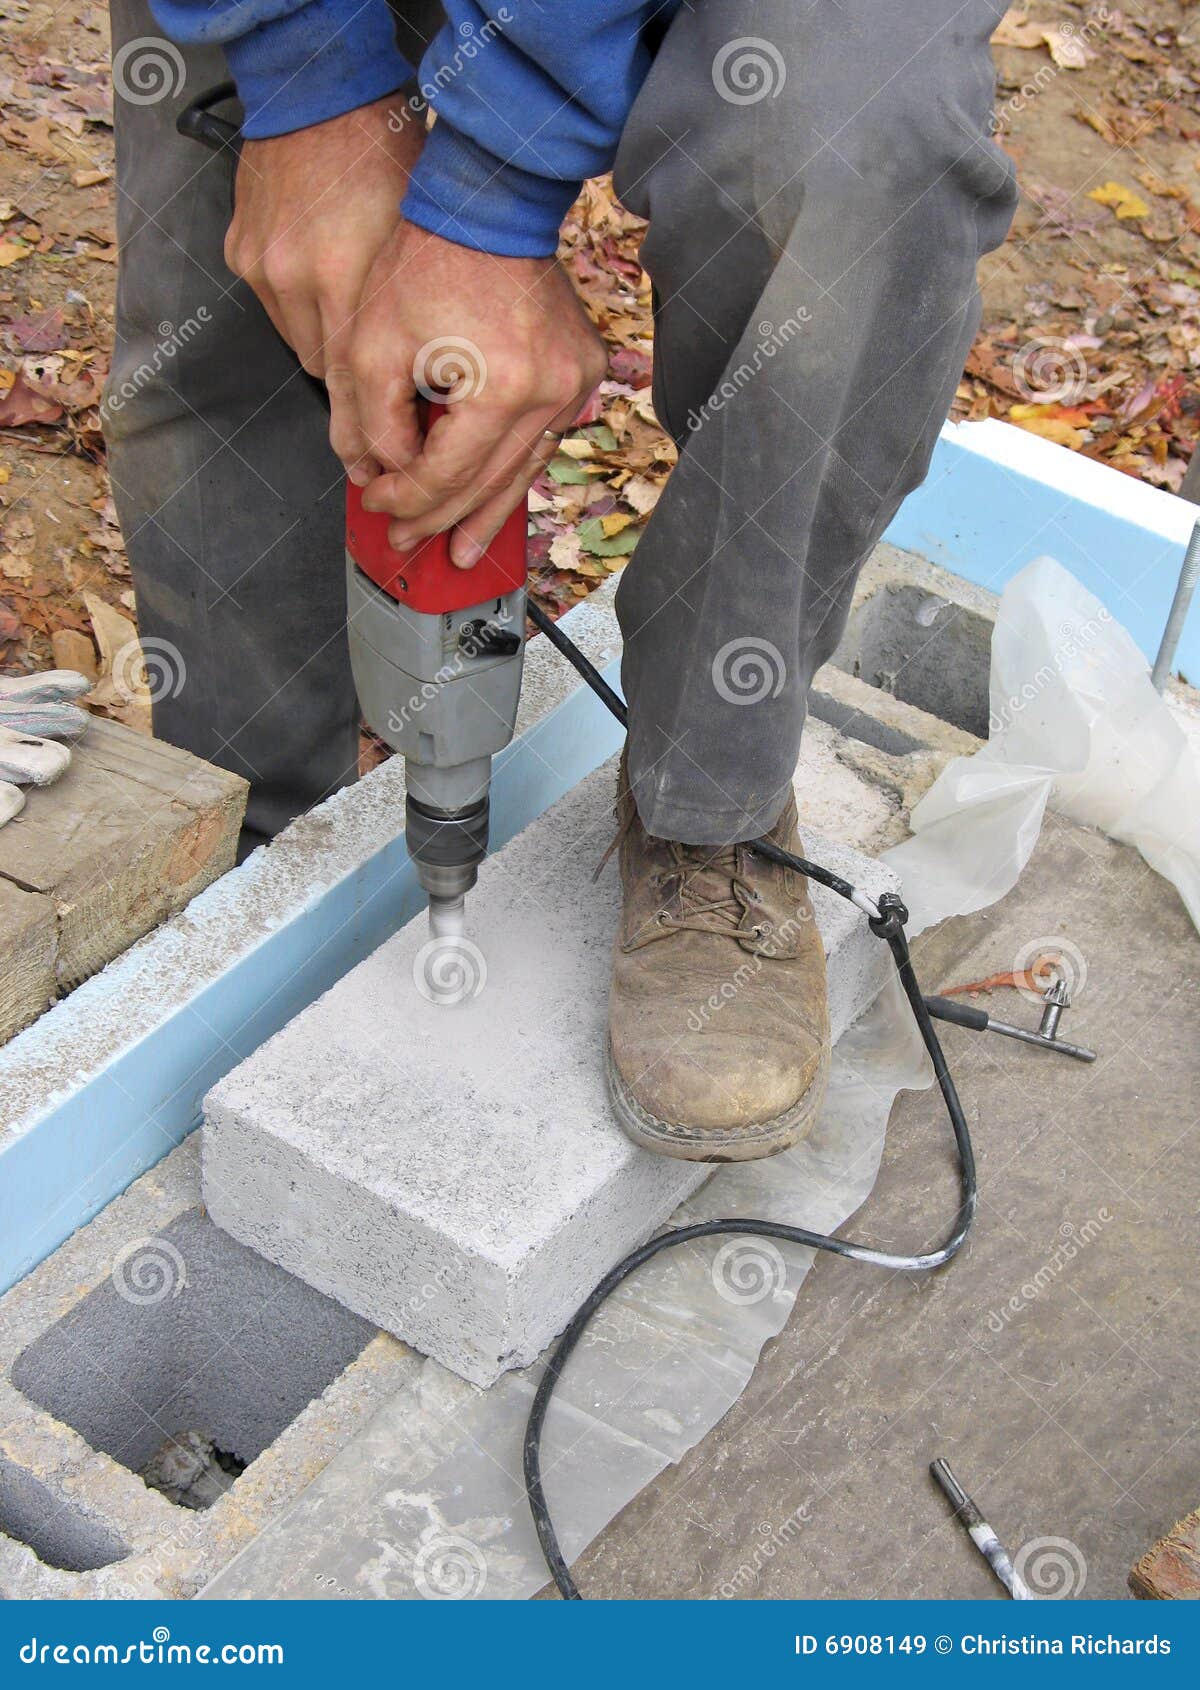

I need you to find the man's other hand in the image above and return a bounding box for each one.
[225,96,424,485]
[351,223,607,567]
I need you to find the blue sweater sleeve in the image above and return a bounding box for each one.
[151,0,676,252]
[149,0,414,138]
[402,2,675,257]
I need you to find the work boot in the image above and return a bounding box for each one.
[606,757,830,1161]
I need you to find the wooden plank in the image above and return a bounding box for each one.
[0,718,248,994]
[1131,1507,1200,1600]
[0,880,56,1045]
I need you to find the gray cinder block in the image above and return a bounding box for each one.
[0,1138,418,1598]
[203,759,898,1387]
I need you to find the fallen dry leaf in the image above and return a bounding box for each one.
[1010,413,1085,448]
[0,374,64,427]
[940,956,1061,997]
[50,626,98,680]
[83,589,150,730]
[1087,180,1150,220]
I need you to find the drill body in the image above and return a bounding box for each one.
[345,454,527,929]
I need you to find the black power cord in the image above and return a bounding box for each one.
[523,599,977,1600]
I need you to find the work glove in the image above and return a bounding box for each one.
[0,670,92,828]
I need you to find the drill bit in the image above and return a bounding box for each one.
[424,892,472,1007]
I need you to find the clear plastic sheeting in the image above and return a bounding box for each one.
[887,554,1200,935]
[200,976,931,1600]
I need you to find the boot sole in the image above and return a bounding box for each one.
[604,1038,831,1163]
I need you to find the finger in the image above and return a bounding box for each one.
[353,334,423,474]
[321,304,381,485]
[272,291,326,378]
[366,399,554,535]
[447,429,562,567]
[395,403,572,558]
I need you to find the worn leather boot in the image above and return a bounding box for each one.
[606,758,830,1161]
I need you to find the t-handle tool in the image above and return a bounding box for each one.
[923,979,1096,1062]
[345,407,528,954]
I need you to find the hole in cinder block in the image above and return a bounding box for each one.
[830,585,993,738]
[11,1209,374,1509]
[808,691,925,757]
[0,1456,129,1572]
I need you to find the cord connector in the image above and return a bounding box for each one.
[868,890,909,940]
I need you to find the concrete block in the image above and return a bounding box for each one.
[203,757,899,1388]
[0,1137,417,1598]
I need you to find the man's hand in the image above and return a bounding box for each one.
[225,95,424,483]
[351,222,607,567]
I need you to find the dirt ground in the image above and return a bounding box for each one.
[0,1,1198,709]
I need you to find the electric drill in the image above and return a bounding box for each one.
[345,406,528,942]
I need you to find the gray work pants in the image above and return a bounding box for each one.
[105,0,1016,849]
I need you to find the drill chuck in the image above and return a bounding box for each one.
[404,790,489,903]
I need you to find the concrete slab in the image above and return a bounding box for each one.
[203,758,899,1387]
[568,815,1200,1599]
